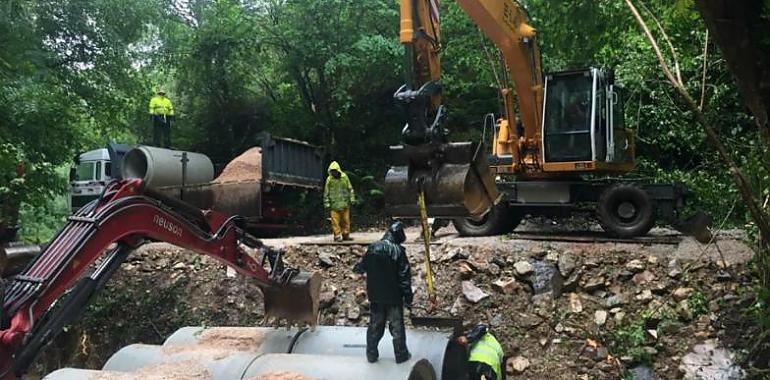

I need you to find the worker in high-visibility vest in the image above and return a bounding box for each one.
[457,325,505,380]
[323,161,355,241]
[148,88,175,148]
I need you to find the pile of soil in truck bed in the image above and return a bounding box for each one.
[213,147,262,183]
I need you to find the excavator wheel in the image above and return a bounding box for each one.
[597,184,655,238]
[452,203,521,236]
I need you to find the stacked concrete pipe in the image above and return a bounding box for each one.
[121,146,214,188]
[43,326,466,380]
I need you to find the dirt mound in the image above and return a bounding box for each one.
[213,147,262,183]
[93,361,211,380]
[248,371,312,380]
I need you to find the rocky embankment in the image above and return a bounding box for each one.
[27,227,759,380]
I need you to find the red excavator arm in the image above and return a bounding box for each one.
[0,179,320,379]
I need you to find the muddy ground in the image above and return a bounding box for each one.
[26,221,762,379]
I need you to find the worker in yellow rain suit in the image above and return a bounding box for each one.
[457,325,505,380]
[323,161,355,242]
[148,88,175,148]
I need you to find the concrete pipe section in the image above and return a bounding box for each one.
[162,326,465,380]
[45,355,434,380]
[243,354,435,380]
[121,146,214,188]
[44,326,465,380]
[288,326,466,380]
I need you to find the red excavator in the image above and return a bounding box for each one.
[0,179,321,379]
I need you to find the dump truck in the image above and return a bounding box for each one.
[70,134,324,235]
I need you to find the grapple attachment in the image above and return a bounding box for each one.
[261,270,321,326]
[385,142,500,218]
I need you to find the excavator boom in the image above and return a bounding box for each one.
[0,179,320,379]
[456,0,544,172]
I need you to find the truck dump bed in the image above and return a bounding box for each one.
[157,134,323,222]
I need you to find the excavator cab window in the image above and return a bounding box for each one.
[594,80,607,162]
[542,70,594,162]
[609,85,633,163]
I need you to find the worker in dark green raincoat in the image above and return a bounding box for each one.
[353,221,413,364]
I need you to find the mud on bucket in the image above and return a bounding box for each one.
[384,142,500,218]
[261,271,322,326]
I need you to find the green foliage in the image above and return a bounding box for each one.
[2,0,768,242]
[1,0,162,229]
[611,315,652,363]
[610,310,677,364]
[687,291,709,318]
[17,195,70,243]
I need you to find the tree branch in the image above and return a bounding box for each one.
[625,0,770,255]
[638,0,683,86]
[624,0,682,90]
[699,29,709,110]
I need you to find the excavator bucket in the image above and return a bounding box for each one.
[385,142,500,218]
[262,271,322,326]
[673,211,713,244]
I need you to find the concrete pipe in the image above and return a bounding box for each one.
[162,326,465,380]
[1,243,40,277]
[43,368,103,380]
[289,326,466,380]
[47,355,435,380]
[243,353,436,380]
[163,326,295,354]
[102,343,260,379]
[121,146,214,188]
[99,344,435,380]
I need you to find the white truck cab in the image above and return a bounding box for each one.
[69,144,131,212]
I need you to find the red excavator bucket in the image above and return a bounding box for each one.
[262,270,322,326]
[385,142,500,218]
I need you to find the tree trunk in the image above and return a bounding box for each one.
[625,0,770,254]
[696,0,770,142]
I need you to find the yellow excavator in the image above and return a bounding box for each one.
[386,0,710,239]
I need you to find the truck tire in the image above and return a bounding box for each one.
[453,204,521,236]
[597,184,655,238]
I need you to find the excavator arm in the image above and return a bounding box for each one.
[385,0,548,217]
[456,0,544,172]
[395,0,444,145]
[0,179,320,379]
[386,0,501,218]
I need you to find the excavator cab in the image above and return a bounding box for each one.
[541,68,635,173]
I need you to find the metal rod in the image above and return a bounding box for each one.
[417,190,436,307]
